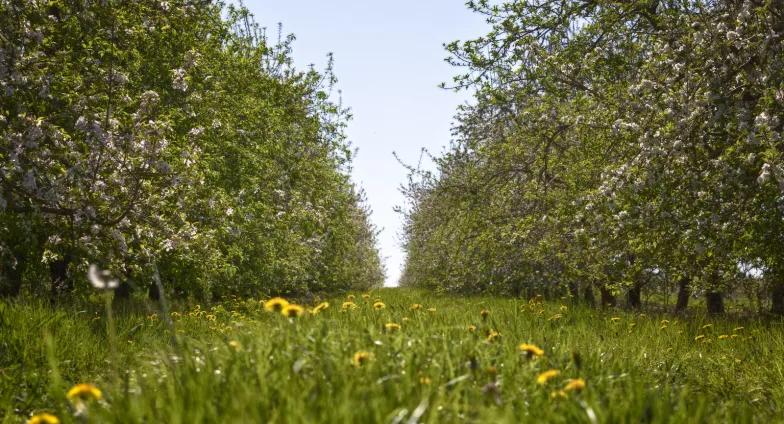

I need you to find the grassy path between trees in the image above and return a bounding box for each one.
[3,289,783,423]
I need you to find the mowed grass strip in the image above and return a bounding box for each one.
[2,289,783,423]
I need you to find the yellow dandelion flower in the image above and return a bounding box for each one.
[661,319,670,325]
[347,294,356,301]
[548,313,562,321]
[563,378,586,392]
[537,369,560,385]
[170,311,181,319]
[352,351,373,367]
[342,301,358,311]
[27,413,60,424]
[281,304,305,318]
[694,334,705,341]
[468,325,477,333]
[384,322,401,332]
[362,294,371,300]
[560,305,568,311]
[518,343,545,358]
[264,297,289,312]
[733,326,744,332]
[373,301,386,310]
[228,340,242,351]
[701,324,713,330]
[486,329,501,342]
[67,383,102,403]
[659,324,668,330]
[420,376,432,385]
[718,334,729,340]
[610,317,621,322]
[312,302,329,314]
[410,303,423,311]
[480,309,489,319]
[730,333,739,338]
[427,307,437,313]
[550,390,567,400]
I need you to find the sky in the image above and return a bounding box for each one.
[244,1,488,286]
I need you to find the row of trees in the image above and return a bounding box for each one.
[0,0,384,301]
[401,0,784,314]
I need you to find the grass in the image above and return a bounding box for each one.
[2,288,784,423]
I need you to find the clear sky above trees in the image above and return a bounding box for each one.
[246,0,488,286]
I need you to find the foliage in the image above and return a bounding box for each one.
[401,0,784,313]
[0,0,383,300]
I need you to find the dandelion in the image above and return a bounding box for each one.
[384,322,401,332]
[548,314,562,321]
[228,340,242,351]
[610,317,621,322]
[733,326,744,332]
[486,330,501,342]
[27,413,60,424]
[701,324,713,330]
[661,319,670,325]
[67,383,102,410]
[311,302,329,314]
[518,343,545,358]
[468,325,477,333]
[694,334,705,342]
[560,305,568,311]
[362,294,371,300]
[373,301,386,310]
[564,378,586,392]
[420,376,432,385]
[282,304,305,318]
[537,369,560,385]
[427,307,437,313]
[264,297,289,312]
[352,351,373,367]
[347,294,356,301]
[718,334,730,340]
[480,309,489,320]
[410,303,423,311]
[342,301,358,311]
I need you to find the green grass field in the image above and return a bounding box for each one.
[2,289,783,423]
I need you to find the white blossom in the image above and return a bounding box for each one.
[87,264,119,290]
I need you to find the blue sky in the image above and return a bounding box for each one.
[244,1,487,286]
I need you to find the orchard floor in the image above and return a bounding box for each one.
[2,288,783,423]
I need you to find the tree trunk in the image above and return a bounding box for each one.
[49,256,72,303]
[148,280,161,301]
[705,291,724,315]
[0,256,24,297]
[627,284,642,309]
[600,285,616,308]
[675,277,690,313]
[771,282,784,315]
[568,282,579,301]
[584,283,596,307]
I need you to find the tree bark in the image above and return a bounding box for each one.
[583,283,596,307]
[0,256,24,297]
[49,255,72,303]
[705,291,724,315]
[771,281,784,315]
[568,282,579,301]
[600,285,616,308]
[627,284,642,309]
[674,277,690,313]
